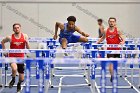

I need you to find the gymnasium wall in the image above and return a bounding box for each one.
[0,0,140,43]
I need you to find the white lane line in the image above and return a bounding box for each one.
[58,76,65,93]
[95,81,101,93]
[0,78,12,92]
[123,77,140,93]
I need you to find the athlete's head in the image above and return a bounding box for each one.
[97,19,103,25]
[67,16,76,29]
[108,17,116,28]
[13,23,21,34]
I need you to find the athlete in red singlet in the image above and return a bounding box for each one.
[1,23,30,92]
[106,27,121,50]
[97,17,125,82]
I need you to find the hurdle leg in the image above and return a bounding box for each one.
[83,64,86,77]
[0,64,2,87]
[4,64,8,87]
[100,61,107,93]
[90,63,95,93]
[139,66,140,88]
[86,64,91,86]
[44,62,50,93]
[25,60,31,93]
[119,62,123,77]
[112,61,118,93]
[124,64,128,77]
[51,53,55,77]
[91,80,95,93]
[88,65,91,84]
[44,80,49,93]
[52,64,55,77]
[38,60,44,93]
[124,50,129,77]
[50,64,54,88]
[130,63,134,88]
[84,54,90,78]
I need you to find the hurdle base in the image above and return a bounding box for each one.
[52,74,55,77]
[97,86,132,89]
[0,84,3,87]
[51,85,54,88]
[83,75,86,77]
[52,84,89,88]
[131,86,133,88]
[124,75,127,77]
[88,84,91,86]
[4,84,42,87]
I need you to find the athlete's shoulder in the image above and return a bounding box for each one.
[6,34,12,39]
[22,33,28,39]
[2,35,11,42]
[74,25,81,31]
[56,22,64,30]
[100,25,104,29]
[115,26,122,34]
[116,27,121,31]
[104,27,109,32]
[7,35,11,39]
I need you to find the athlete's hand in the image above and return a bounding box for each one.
[85,34,89,37]
[119,42,124,45]
[53,35,58,40]
[3,53,8,57]
[3,49,8,57]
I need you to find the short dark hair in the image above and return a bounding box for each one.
[67,16,76,22]
[13,23,21,28]
[97,19,103,22]
[108,17,116,22]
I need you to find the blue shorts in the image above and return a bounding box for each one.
[59,35,80,44]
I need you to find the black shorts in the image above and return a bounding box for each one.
[17,63,24,74]
[107,54,120,58]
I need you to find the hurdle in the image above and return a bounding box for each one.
[0,49,95,92]
[1,37,140,93]
[1,49,140,93]
[137,45,140,88]
[43,39,91,88]
[49,48,93,89]
[0,56,94,93]
[91,49,140,93]
[93,58,120,93]
[0,44,2,87]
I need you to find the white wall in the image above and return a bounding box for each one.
[0,1,140,40]
[0,0,140,2]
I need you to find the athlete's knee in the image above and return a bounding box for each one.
[61,38,67,42]
[10,63,17,72]
[19,74,24,81]
[61,38,68,44]
[12,68,17,72]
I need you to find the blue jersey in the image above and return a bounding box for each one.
[59,23,80,44]
[59,23,75,38]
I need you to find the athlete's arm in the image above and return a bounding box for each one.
[75,26,89,37]
[96,30,106,44]
[24,34,30,49]
[1,36,11,57]
[1,36,11,49]
[118,29,125,44]
[53,22,64,40]
[99,25,104,38]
